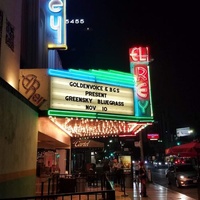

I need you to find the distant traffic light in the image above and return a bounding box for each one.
[177,142,181,146]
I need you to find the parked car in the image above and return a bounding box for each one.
[166,164,198,188]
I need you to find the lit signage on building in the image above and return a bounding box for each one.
[50,77,134,115]
[129,46,153,117]
[40,0,67,49]
[176,127,192,137]
[48,68,154,122]
[71,139,104,148]
[147,133,159,140]
[134,64,149,100]
[129,47,149,63]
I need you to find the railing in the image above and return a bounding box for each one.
[1,173,116,200]
[3,190,115,200]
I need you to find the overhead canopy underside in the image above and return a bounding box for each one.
[38,116,153,149]
[48,116,152,138]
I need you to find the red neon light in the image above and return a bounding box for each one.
[129,47,149,63]
[147,133,159,140]
[134,64,149,100]
[119,135,136,138]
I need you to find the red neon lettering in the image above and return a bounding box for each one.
[134,65,149,100]
[129,47,149,62]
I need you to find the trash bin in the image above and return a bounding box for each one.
[76,177,86,192]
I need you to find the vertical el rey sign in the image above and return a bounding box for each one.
[129,47,152,117]
[41,0,67,49]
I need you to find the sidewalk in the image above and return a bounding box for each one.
[114,182,196,200]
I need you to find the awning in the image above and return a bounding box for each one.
[165,141,200,157]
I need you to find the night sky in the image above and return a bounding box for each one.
[58,0,200,135]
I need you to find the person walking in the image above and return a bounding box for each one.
[139,161,148,197]
[112,159,118,185]
[103,161,110,175]
[134,160,140,184]
[116,161,123,186]
[112,159,123,186]
[88,163,95,187]
[102,160,111,187]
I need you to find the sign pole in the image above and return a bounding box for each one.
[139,132,144,161]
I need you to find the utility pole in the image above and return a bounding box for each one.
[139,132,144,161]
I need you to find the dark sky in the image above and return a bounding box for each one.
[58,0,199,135]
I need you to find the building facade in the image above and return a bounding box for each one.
[0,0,69,198]
[0,0,154,198]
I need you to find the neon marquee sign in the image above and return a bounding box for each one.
[41,0,67,49]
[48,69,154,123]
[134,64,149,100]
[129,47,149,63]
[50,76,134,115]
[129,46,153,117]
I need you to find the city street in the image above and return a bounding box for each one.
[146,163,199,200]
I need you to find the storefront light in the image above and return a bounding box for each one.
[48,116,152,138]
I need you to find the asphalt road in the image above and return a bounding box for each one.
[146,163,199,200]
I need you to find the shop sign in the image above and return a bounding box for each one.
[129,46,152,117]
[72,139,104,148]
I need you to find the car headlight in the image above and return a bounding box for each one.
[179,175,185,179]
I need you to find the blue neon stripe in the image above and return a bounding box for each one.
[48,69,134,87]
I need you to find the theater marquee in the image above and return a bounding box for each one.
[50,77,134,115]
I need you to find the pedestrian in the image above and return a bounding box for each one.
[116,160,123,186]
[112,159,123,186]
[103,160,110,175]
[139,161,148,197]
[134,160,139,182]
[102,160,111,186]
[88,163,95,187]
[112,159,118,185]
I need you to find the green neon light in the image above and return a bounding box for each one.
[96,78,134,88]
[95,69,132,75]
[48,109,154,122]
[89,69,133,80]
[108,69,132,75]
[75,69,134,85]
[48,68,135,88]
[147,65,154,117]
[48,69,95,81]
[86,69,134,87]
[93,73,133,83]
[97,113,154,121]
[69,69,93,77]
[69,68,133,78]
[48,110,96,118]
